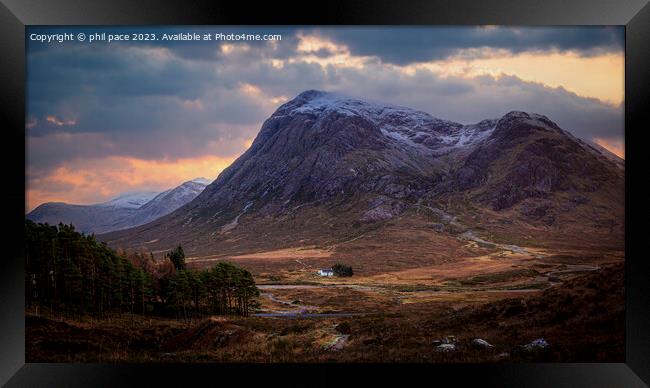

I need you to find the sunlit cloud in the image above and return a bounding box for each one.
[408,50,624,106]
[593,137,625,158]
[296,33,343,54]
[270,59,284,68]
[290,33,369,69]
[239,82,263,96]
[220,43,251,55]
[46,115,77,126]
[26,154,241,212]
[236,83,289,107]
[270,95,289,104]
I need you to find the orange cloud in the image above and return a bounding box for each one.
[239,82,263,96]
[26,154,240,212]
[220,43,251,55]
[410,50,624,106]
[291,33,367,69]
[46,115,77,126]
[289,35,623,106]
[297,34,344,54]
[593,137,625,159]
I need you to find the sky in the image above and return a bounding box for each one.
[26,26,624,212]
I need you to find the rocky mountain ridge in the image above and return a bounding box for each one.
[100,91,624,256]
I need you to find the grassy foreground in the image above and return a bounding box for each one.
[27,262,623,363]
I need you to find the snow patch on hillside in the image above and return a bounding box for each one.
[101,192,159,209]
[284,90,498,153]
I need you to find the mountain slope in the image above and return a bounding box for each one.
[27,178,210,234]
[100,90,624,257]
[27,203,139,235]
[116,179,210,229]
[444,111,623,210]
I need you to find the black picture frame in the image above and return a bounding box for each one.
[1,0,648,386]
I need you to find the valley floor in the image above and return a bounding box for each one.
[26,262,624,363]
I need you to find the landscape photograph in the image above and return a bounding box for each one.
[25,26,625,362]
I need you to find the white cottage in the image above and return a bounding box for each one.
[318,268,334,277]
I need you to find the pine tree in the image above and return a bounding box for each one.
[166,245,186,271]
[25,221,259,319]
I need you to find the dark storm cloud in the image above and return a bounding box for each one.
[27,45,213,107]
[26,39,274,175]
[315,26,624,65]
[26,42,275,137]
[28,26,303,66]
[27,26,624,67]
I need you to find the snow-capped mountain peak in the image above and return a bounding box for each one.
[190,177,212,185]
[271,90,506,155]
[100,191,159,209]
[279,90,458,129]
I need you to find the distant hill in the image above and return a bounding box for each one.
[27,178,210,234]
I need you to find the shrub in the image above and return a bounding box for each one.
[335,322,351,334]
[332,263,353,277]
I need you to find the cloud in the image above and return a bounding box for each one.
[27,126,253,175]
[593,137,625,158]
[316,26,624,65]
[408,50,624,105]
[27,155,237,212]
[26,42,279,169]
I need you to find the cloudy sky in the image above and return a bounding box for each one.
[26,26,624,212]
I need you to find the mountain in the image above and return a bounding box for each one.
[27,202,138,236]
[27,178,210,234]
[100,90,624,257]
[101,191,160,209]
[116,179,210,229]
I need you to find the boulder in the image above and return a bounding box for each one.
[522,338,550,351]
[435,343,456,352]
[471,338,494,349]
[442,335,457,344]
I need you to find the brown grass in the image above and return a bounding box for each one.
[32,199,624,363]
[27,262,623,363]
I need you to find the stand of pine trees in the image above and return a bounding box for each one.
[25,220,259,319]
[164,263,260,320]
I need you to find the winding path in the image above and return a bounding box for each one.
[254,289,365,318]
